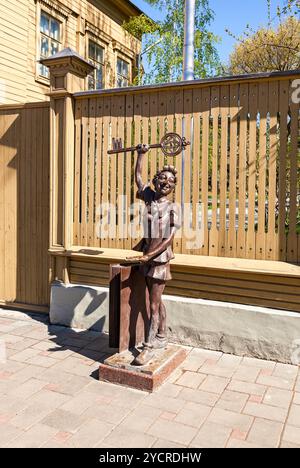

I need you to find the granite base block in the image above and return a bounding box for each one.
[99,345,187,392]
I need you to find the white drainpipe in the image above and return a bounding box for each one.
[183,0,196,81]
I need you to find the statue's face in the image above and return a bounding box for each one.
[155,170,176,196]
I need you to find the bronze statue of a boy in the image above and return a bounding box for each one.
[127,144,180,365]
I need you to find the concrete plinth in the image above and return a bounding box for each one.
[50,281,109,333]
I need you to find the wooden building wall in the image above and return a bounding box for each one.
[0,0,141,104]
[0,0,29,104]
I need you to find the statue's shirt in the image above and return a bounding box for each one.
[134,185,180,264]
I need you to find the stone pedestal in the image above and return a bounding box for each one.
[99,345,187,392]
[99,264,187,391]
[109,264,150,352]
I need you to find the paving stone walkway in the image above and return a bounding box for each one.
[0,309,299,448]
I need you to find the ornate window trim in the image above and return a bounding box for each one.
[112,39,136,61]
[35,0,67,86]
[115,52,132,88]
[85,35,107,90]
[85,21,111,47]
[36,0,72,19]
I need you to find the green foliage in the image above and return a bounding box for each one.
[227,1,300,74]
[122,14,159,40]
[123,0,221,84]
[281,0,300,15]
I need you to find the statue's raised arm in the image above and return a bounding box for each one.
[135,144,149,192]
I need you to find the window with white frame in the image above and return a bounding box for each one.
[88,40,105,90]
[39,10,62,78]
[116,57,130,88]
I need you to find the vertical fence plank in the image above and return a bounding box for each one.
[24,107,32,303]
[158,91,167,165]
[15,109,21,304]
[124,94,133,249]
[141,94,150,182]
[209,86,220,256]
[131,93,142,248]
[0,113,19,301]
[255,82,268,259]
[149,93,159,184]
[174,89,183,253]
[246,83,258,259]
[227,84,239,257]
[109,96,118,249]
[182,89,193,253]
[116,94,126,249]
[166,91,176,181]
[36,106,43,303]
[218,85,229,257]
[101,96,111,248]
[237,83,248,258]
[94,97,103,247]
[200,86,210,256]
[30,109,37,302]
[278,81,289,261]
[3,112,15,300]
[267,81,279,260]
[287,84,299,262]
[73,100,82,246]
[87,98,96,247]
[42,106,50,304]
[18,108,26,303]
[80,98,89,246]
[166,91,175,134]
[191,87,201,253]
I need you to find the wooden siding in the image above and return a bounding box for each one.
[0,0,29,104]
[0,0,141,104]
[0,103,50,308]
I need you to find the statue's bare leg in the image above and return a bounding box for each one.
[145,277,166,345]
[158,301,167,337]
[133,278,166,365]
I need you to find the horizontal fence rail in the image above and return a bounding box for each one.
[73,72,300,262]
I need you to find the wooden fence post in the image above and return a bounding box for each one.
[41,48,94,282]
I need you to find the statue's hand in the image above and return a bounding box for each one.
[138,254,150,264]
[136,144,149,154]
[125,254,150,264]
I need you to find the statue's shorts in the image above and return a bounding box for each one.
[140,261,172,281]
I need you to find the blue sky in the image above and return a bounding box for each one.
[131,0,288,65]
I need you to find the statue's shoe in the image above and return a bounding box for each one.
[151,335,168,349]
[133,348,154,366]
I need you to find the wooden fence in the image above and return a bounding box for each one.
[0,103,50,310]
[0,67,300,312]
[73,72,300,262]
